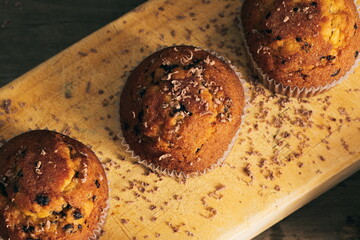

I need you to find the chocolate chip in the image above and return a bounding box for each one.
[281,60,286,64]
[137,110,144,122]
[123,122,129,131]
[63,223,74,231]
[183,59,202,70]
[300,73,308,79]
[73,211,83,219]
[13,184,19,193]
[16,149,27,158]
[296,37,302,42]
[331,68,341,77]
[160,64,179,74]
[264,29,272,34]
[0,182,8,197]
[311,1,317,7]
[293,7,299,12]
[64,204,72,210]
[355,51,359,58]
[354,23,358,30]
[275,36,282,40]
[138,88,146,97]
[183,64,195,70]
[95,180,100,188]
[92,195,97,201]
[52,210,67,218]
[35,194,50,206]
[17,170,23,177]
[326,55,336,60]
[22,225,35,233]
[265,12,271,19]
[78,224,82,229]
[133,125,141,136]
[170,104,192,117]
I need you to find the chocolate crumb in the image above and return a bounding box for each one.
[243,163,253,179]
[120,218,128,224]
[78,51,88,57]
[1,99,12,114]
[86,81,91,93]
[65,89,72,99]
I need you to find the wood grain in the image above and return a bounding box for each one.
[0,0,360,239]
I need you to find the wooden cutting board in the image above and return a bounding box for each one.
[0,0,359,239]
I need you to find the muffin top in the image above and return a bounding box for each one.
[241,0,360,88]
[0,130,108,240]
[120,46,245,175]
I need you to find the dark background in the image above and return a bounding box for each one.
[1,1,359,239]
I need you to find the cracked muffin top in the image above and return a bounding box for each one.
[241,0,360,88]
[120,46,245,176]
[0,130,108,240]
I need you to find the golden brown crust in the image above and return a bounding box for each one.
[241,0,360,88]
[0,130,108,240]
[120,46,245,175]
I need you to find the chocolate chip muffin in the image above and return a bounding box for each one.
[120,46,245,177]
[241,0,360,96]
[0,130,108,240]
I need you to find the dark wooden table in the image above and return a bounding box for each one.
[1,1,359,239]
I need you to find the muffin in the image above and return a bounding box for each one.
[120,45,245,177]
[0,130,108,240]
[241,0,360,97]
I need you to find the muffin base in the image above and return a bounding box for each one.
[119,47,249,179]
[0,129,110,240]
[89,200,109,240]
[238,4,360,98]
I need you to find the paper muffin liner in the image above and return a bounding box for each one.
[89,195,110,240]
[237,4,360,98]
[89,160,110,240]
[119,46,250,179]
